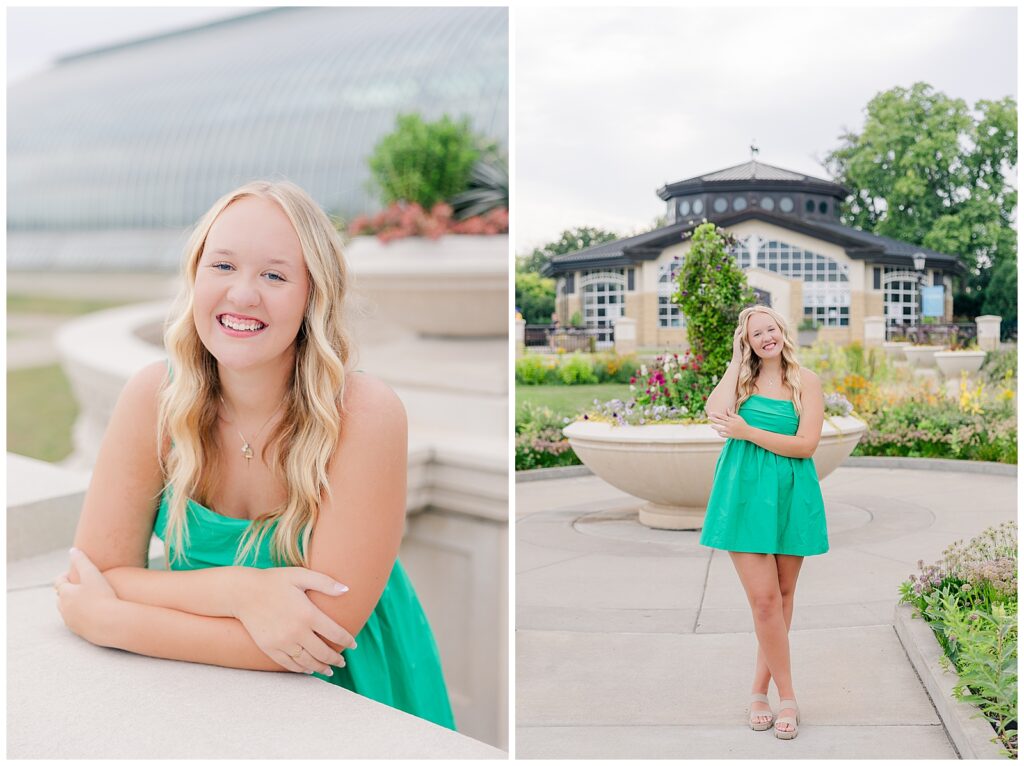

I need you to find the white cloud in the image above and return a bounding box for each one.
[516,5,1017,247]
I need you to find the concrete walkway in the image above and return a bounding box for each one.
[516,464,1016,759]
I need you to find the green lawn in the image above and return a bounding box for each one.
[8,364,78,462]
[516,383,632,419]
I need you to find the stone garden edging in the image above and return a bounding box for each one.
[893,603,1009,759]
[515,455,1017,482]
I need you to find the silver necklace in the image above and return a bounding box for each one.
[219,395,282,466]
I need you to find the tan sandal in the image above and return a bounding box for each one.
[748,692,774,731]
[774,698,800,739]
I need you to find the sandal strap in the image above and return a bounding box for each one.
[749,693,771,704]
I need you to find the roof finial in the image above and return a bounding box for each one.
[750,140,759,160]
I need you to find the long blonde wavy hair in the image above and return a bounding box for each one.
[734,305,804,417]
[157,180,354,567]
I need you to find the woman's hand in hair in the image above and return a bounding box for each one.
[731,327,744,364]
[708,408,750,441]
[231,566,357,675]
[54,548,120,645]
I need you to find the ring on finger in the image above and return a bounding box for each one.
[289,645,305,660]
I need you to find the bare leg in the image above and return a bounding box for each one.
[729,552,798,730]
[751,555,803,730]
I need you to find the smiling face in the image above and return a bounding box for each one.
[192,195,310,372]
[745,310,785,361]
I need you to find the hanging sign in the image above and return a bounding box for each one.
[921,286,944,317]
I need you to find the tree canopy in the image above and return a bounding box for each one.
[517,226,619,274]
[824,82,1016,330]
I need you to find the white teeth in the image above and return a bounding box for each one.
[220,316,265,332]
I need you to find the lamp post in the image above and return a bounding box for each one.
[912,252,927,343]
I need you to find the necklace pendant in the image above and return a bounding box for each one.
[241,442,254,462]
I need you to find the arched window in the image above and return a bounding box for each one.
[734,238,850,327]
[580,269,626,346]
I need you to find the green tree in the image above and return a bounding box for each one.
[825,83,1017,328]
[674,223,756,379]
[515,267,556,325]
[517,226,619,274]
[368,114,481,209]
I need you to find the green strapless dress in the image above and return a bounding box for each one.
[152,492,456,729]
[699,394,829,556]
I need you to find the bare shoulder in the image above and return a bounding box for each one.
[339,371,407,440]
[799,367,821,390]
[118,360,169,419]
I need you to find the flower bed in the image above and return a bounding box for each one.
[898,522,1018,758]
[515,352,640,386]
[852,381,1017,464]
[515,402,582,470]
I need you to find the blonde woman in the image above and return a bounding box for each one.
[53,180,454,729]
[699,305,827,740]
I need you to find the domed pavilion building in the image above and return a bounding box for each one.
[542,160,964,347]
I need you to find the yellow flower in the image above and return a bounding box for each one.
[958,370,984,415]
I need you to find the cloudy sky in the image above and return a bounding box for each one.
[7,7,256,84]
[515,5,1017,252]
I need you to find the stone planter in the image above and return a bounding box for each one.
[883,341,910,361]
[797,328,818,347]
[562,415,867,530]
[344,234,508,338]
[903,345,942,368]
[934,350,987,379]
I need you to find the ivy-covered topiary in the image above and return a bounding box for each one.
[673,222,756,379]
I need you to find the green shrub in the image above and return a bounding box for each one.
[982,348,1018,386]
[591,352,640,384]
[557,353,598,385]
[515,269,556,325]
[368,114,480,209]
[515,403,581,470]
[854,396,1017,464]
[801,341,904,387]
[515,355,550,385]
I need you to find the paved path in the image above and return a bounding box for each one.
[516,465,1016,758]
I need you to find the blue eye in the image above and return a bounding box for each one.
[264,272,285,282]
[212,262,233,271]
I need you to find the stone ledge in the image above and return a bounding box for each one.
[893,603,1008,759]
[844,456,1016,476]
[7,586,503,758]
[516,455,1017,482]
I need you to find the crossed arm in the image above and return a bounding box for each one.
[706,370,825,459]
[56,362,408,676]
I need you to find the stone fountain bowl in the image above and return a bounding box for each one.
[562,415,867,530]
[934,350,987,379]
[903,345,942,368]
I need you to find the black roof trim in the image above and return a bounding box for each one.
[543,209,965,276]
[657,177,851,201]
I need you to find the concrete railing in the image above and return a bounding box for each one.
[7,453,505,758]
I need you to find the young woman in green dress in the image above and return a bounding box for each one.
[699,305,827,741]
[53,180,454,729]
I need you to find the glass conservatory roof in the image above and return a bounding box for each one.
[8,6,508,230]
